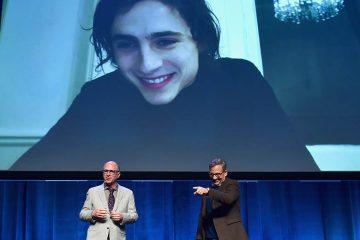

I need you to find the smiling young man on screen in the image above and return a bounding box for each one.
[10,0,319,172]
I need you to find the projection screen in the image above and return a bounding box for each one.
[0,0,359,173]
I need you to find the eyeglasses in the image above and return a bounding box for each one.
[102,169,119,174]
[209,172,224,178]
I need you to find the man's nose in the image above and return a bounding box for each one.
[138,45,162,74]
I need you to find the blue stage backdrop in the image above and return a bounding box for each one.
[0,180,359,240]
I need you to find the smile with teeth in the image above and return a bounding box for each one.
[144,76,167,84]
[139,73,175,89]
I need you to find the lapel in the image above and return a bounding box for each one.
[211,178,229,208]
[201,196,207,217]
[113,183,124,212]
[97,184,109,212]
[218,178,229,191]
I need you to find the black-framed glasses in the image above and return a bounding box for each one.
[209,172,224,178]
[102,169,119,174]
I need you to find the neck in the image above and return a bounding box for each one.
[105,182,117,189]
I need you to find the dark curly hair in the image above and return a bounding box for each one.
[92,0,221,70]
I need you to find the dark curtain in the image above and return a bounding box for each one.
[0,180,359,240]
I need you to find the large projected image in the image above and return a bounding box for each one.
[0,0,359,172]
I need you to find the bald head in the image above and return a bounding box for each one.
[102,161,120,187]
[103,161,119,171]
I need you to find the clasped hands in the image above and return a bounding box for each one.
[193,186,209,195]
[92,208,124,221]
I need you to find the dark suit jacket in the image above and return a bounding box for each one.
[196,178,248,240]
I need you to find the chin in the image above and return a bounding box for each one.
[143,93,176,105]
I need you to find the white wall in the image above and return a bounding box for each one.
[207,0,263,73]
[0,0,96,169]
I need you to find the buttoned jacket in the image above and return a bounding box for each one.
[79,183,138,240]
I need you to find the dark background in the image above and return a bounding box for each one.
[256,0,360,144]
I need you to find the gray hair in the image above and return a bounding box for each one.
[209,158,227,171]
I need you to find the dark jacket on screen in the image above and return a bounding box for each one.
[11,58,319,171]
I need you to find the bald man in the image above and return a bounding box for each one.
[79,161,138,240]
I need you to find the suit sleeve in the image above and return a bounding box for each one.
[119,190,138,225]
[208,181,240,206]
[79,189,96,223]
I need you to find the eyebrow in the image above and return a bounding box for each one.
[149,31,183,39]
[111,34,137,42]
[111,31,184,42]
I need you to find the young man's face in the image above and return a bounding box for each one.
[111,0,199,105]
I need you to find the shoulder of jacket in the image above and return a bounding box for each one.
[117,184,133,194]
[88,184,104,192]
[82,70,119,90]
[225,178,238,185]
[216,57,255,68]
[209,58,261,82]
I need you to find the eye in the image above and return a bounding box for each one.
[154,38,179,49]
[113,40,139,52]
